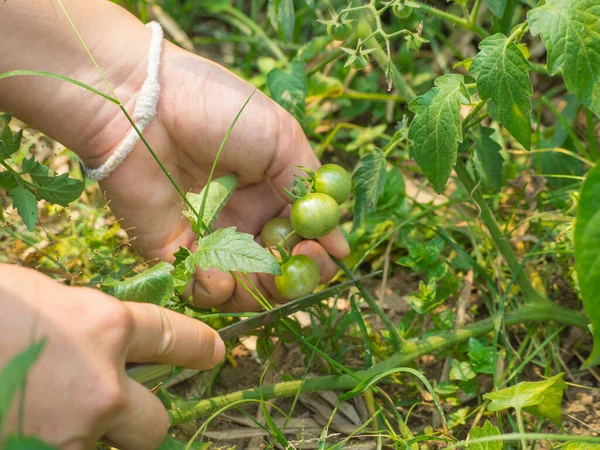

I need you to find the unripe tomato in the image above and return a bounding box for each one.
[314,164,352,205]
[393,3,413,18]
[290,193,340,239]
[327,22,353,41]
[260,217,302,249]
[275,255,320,299]
[350,55,370,71]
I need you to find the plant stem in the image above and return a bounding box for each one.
[168,301,587,424]
[356,19,417,102]
[585,107,599,162]
[411,1,488,38]
[453,158,540,302]
[516,408,527,450]
[333,257,405,351]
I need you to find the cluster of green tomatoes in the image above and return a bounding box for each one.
[260,164,352,299]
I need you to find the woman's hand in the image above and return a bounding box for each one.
[0,264,225,450]
[0,1,351,311]
[89,43,350,312]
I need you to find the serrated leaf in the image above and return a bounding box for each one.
[471,126,503,193]
[268,0,295,41]
[408,74,470,193]
[107,262,175,307]
[190,227,281,275]
[484,0,507,17]
[352,149,386,232]
[575,162,600,367]
[528,0,600,117]
[0,171,18,191]
[0,340,46,426]
[0,121,23,159]
[471,34,532,149]
[468,421,501,450]
[10,186,37,231]
[467,337,496,374]
[483,373,566,425]
[36,174,84,206]
[3,436,58,450]
[267,62,307,123]
[184,174,239,232]
[22,157,50,178]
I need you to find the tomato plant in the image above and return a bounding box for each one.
[2,0,600,448]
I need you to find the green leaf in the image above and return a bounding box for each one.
[471,126,503,193]
[0,171,18,191]
[184,174,239,232]
[107,262,175,307]
[528,0,600,117]
[0,340,46,426]
[408,74,470,193]
[484,0,507,17]
[468,421,502,450]
[267,62,307,123]
[10,186,38,231]
[483,373,567,425]
[564,443,600,450]
[449,360,477,381]
[22,157,50,178]
[575,162,600,367]
[352,149,387,232]
[36,174,85,206]
[4,436,58,450]
[158,435,209,450]
[467,338,496,374]
[268,0,295,41]
[470,34,533,149]
[0,117,23,159]
[308,72,344,98]
[190,227,282,275]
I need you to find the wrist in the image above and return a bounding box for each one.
[0,1,151,166]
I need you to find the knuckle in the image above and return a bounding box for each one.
[153,305,176,358]
[91,372,127,417]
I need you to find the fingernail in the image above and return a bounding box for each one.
[212,334,226,365]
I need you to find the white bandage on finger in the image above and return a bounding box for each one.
[82,22,164,182]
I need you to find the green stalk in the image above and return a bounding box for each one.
[585,107,599,162]
[356,20,417,102]
[411,1,488,38]
[453,159,540,302]
[169,301,587,423]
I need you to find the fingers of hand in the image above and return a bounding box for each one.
[317,228,351,259]
[187,267,236,309]
[103,378,169,450]
[124,302,225,370]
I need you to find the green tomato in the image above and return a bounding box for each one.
[327,22,353,41]
[393,3,413,18]
[314,164,352,205]
[275,255,321,299]
[350,55,370,71]
[291,193,340,239]
[260,217,303,250]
